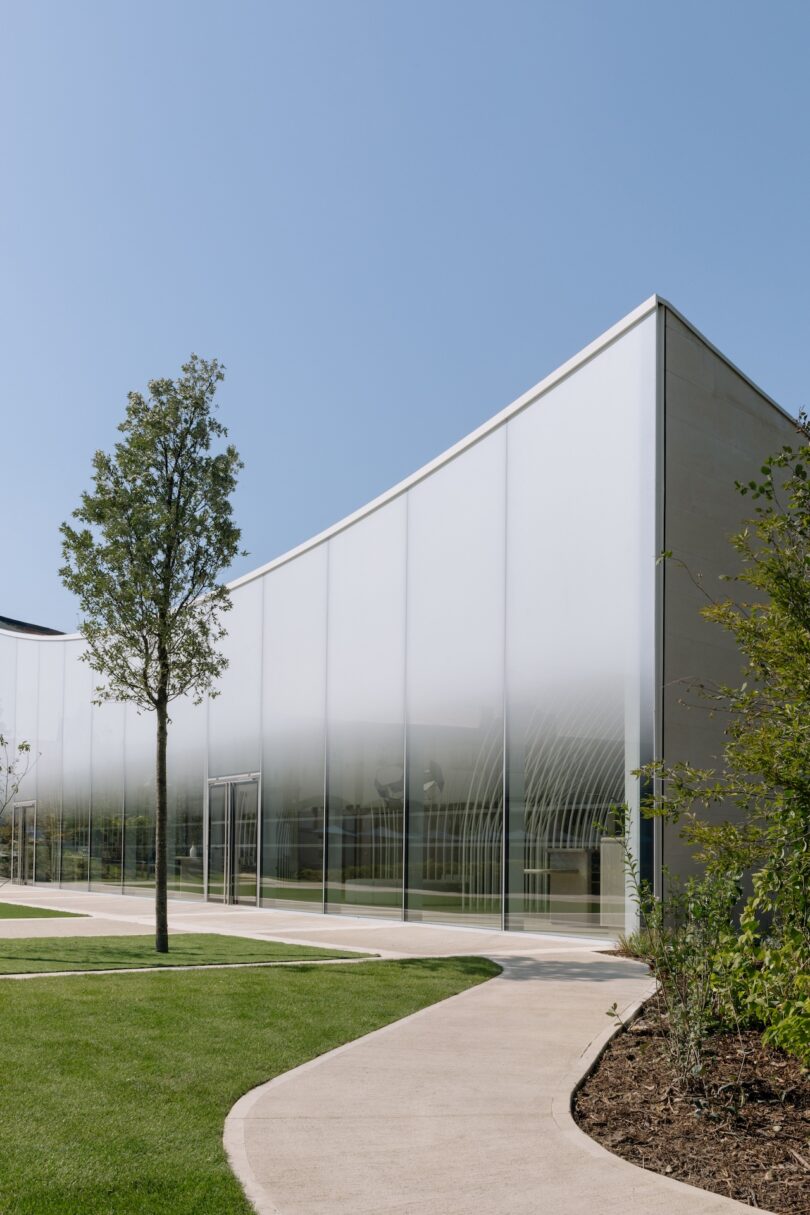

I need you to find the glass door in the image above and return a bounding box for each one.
[207,784,228,903]
[206,778,258,905]
[232,783,258,904]
[11,803,36,884]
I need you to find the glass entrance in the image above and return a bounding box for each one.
[206,778,258,905]
[11,803,36,885]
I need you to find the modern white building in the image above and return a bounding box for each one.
[0,297,797,935]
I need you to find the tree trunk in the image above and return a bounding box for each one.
[155,696,169,953]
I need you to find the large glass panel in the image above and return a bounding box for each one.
[13,640,38,791]
[325,499,406,918]
[167,694,205,900]
[34,644,64,883]
[60,641,92,887]
[504,315,655,934]
[261,547,326,911]
[0,633,17,881]
[123,704,155,893]
[405,430,506,928]
[11,644,39,885]
[89,700,125,890]
[11,804,35,884]
[123,694,206,900]
[34,806,60,884]
[208,579,262,779]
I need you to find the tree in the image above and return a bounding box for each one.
[60,356,243,952]
[641,419,810,1062]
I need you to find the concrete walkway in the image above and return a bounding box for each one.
[0,886,766,1214]
[225,950,759,1215]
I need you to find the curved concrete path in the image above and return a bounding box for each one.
[0,887,769,1213]
[225,948,763,1215]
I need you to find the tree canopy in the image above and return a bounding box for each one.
[60,354,243,951]
[60,355,243,710]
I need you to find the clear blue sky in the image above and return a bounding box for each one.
[3,0,808,631]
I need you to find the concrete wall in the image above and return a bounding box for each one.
[661,308,798,881]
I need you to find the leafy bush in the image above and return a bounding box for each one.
[634,430,810,1073]
[619,839,744,1092]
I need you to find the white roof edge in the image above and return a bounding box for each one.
[6,293,796,644]
[224,293,659,593]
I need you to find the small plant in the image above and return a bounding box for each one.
[615,828,742,1094]
[0,735,33,816]
[614,927,659,961]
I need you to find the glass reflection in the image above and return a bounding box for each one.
[208,580,262,778]
[407,723,502,924]
[89,701,124,890]
[405,432,506,928]
[35,645,63,883]
[170,787,204,898]
[60,646,92,887]
[261,548,326,911]
[325,500,405,917]
[207,784,227,903]
[206,780,258,904]
[34,808,60,883]
[0,312,654,937]
[123,705,154,891]
[233,782,258,903]
[503,315,654,932]
[326,726,404,916]
[167,694,205,900]
[507,700,625,930]
[0,814,10,882]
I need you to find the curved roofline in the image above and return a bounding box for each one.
[3,293,795,644]
[226,294,660,593]
[0,615,64,637]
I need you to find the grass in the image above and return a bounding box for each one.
[0,902,86,920]
[0,955,499,1214]
[0,933,365,973]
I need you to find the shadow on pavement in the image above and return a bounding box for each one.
[492,955,650,982]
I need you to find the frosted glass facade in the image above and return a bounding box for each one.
[0,305,659,935]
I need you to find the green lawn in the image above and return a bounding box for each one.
[0,902,86,920]
[0,933,364,973]
[0,956,499,1214]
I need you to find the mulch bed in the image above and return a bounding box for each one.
[573,998,810,1214]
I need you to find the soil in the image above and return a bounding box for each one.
[574,999,810,1214]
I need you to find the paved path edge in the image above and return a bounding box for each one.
[223,956,773,1215]
[222,962,505,1215]
[549,982,774,1215]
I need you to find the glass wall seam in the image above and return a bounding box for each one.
[87,698,93,892]
[58,641,65,887]
[204,687,210,899]
[500,426,510,932]
[321,543,330,915]
[256,576,266,907]
[401,492,410,921]
[120,704,126,893]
